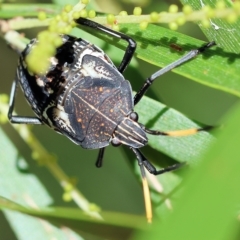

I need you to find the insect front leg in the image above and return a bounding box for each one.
[131,147,184,222]
[74,17,137,74]
[134,41,216,105]
[8,79,42,125]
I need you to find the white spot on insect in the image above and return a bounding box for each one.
[82,59,112,79]
[95,65,111,79]
[50,57,58,66]
[56,107,69,121]
[52,105,76,133]
[82,60,100,78]
[36,77,44,87]
[47,88,54,94]
[62,64,69,74]
[71,43,116,73]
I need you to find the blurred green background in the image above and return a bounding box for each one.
[0,0,239,239]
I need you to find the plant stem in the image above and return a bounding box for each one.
[0,4,61,18]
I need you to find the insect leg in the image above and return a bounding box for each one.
[8,79,42,124]
[134,41,216,105]
[95,147,105,168]
[140,124,213,137]
[139,161,152,223]
[131,147,184,222]
[74,17,137,73]
[131,147,153,222]
[131,147,185,175]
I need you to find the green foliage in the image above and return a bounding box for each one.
[134,102,240,240]
[0,196,145,240]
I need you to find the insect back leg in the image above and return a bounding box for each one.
[8,79,42,124]
[131,147,184,176]
[75,17,137,167]
[131,147,185,223]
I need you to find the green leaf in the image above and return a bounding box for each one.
[131,94,214,219]
[133,102,240,240]
[181,0,240,53]
[0,197,145,240]
[0,127,84,240]
[78,23,240,97]
[134,94,213,163]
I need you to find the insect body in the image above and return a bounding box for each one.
[17,35,146,149]
[8,18,215,222]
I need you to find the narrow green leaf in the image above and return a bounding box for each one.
[0,127,85,240]
[0,197,146,240]
[78,23,240,97]
[135,94,213,163]
[181,0,240,53]
[134,102,240,240]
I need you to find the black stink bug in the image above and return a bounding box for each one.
[8,17,215,222]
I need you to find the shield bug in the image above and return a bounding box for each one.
[8,17,215,222]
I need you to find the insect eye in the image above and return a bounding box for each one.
[129,112,138,122]
[111,137,122,147]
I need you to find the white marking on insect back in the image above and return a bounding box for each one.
[114,130,145,147]
[72,43,116,73]
[50,57,58,66]
[122,118,147,141]
[82,60,100,78]
[82,58,113,80]
[53,105,76,133]
[57,108,69,121]
[42,104,75,134]
[36,77,44,87]
[95,65,112,78]
[128,136,145,146]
